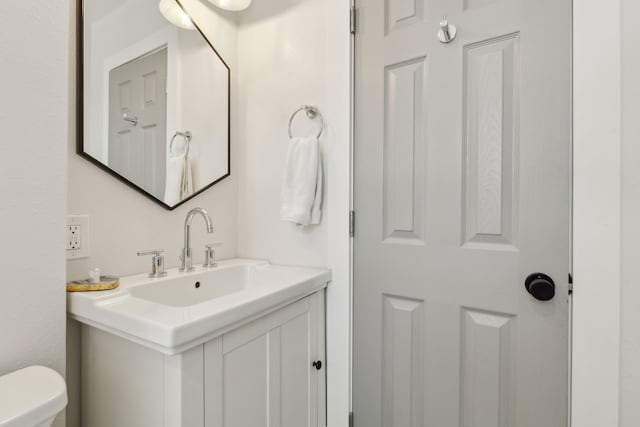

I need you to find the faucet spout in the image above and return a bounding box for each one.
[180,208,214,272]
[185,207,213,232]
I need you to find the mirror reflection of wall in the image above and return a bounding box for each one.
[81,0,230,209]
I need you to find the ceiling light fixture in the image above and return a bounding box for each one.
[207,0,251,12]
[159,0,196,30]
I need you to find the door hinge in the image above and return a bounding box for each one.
[349,411,354,427]
[350,6,357,35]
[568,273,573,295]
[349,211,355,237]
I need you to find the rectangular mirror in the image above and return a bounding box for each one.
[78,0,230,209]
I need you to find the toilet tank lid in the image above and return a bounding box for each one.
[0,366,67,427]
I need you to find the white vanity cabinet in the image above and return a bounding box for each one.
[204,291,325,427]
[81,290,326,427]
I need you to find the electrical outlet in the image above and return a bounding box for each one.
[67,225,81,250]
[67,215,89,260]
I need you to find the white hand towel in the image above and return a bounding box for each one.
[309,149,323,225]
[164,154,185,206]
[281,136,323,226]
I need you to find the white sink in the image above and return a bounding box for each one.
[129,265,248,307]
[67,259,330,354]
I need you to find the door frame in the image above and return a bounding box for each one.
[324,1,353,427]
[572,1,622,426]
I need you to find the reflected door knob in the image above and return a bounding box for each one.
[525,273,555,301]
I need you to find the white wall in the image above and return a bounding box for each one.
[0,2,69,427]
[236,0,329,267]
[177,29,229,190]
[235,0,351,425]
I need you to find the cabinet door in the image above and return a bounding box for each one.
[204,291,325,427]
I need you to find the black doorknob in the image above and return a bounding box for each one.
[525,273,555,301]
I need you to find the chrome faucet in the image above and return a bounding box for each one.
[180,207,214,272]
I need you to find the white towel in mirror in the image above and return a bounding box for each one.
[180,156,194,200]
[164,154,193,206]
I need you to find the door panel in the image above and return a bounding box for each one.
[461,309,516,426]
[462,34,518,248]
[223,333,270,426]
[383,58,427,244]
[381,295,424,427]
[353,0,571,425]
[204,293,325,427]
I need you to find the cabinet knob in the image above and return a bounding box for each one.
[312,360,322,370]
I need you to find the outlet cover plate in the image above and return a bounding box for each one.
[67,215,89,260]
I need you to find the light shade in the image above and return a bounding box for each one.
[159,0,196,30]
[207,0,251,12]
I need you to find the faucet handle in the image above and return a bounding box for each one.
[204,243,223,268]
[137,249,167,278]
[137,249,164,256]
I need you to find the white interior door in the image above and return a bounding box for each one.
[109,47,167,200]
[353,0,571,425]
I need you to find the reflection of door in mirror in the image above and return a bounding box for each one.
[108,47,168,201]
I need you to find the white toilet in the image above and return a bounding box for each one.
[0,366,67,427]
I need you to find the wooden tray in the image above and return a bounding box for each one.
[66,276,119,292]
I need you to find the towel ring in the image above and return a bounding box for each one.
[288,105,324,139]
[170,131,192,157]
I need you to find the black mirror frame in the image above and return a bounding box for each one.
[76,0,231,210]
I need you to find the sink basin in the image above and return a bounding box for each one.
[67,259,330,354]
[129,265,248,307]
